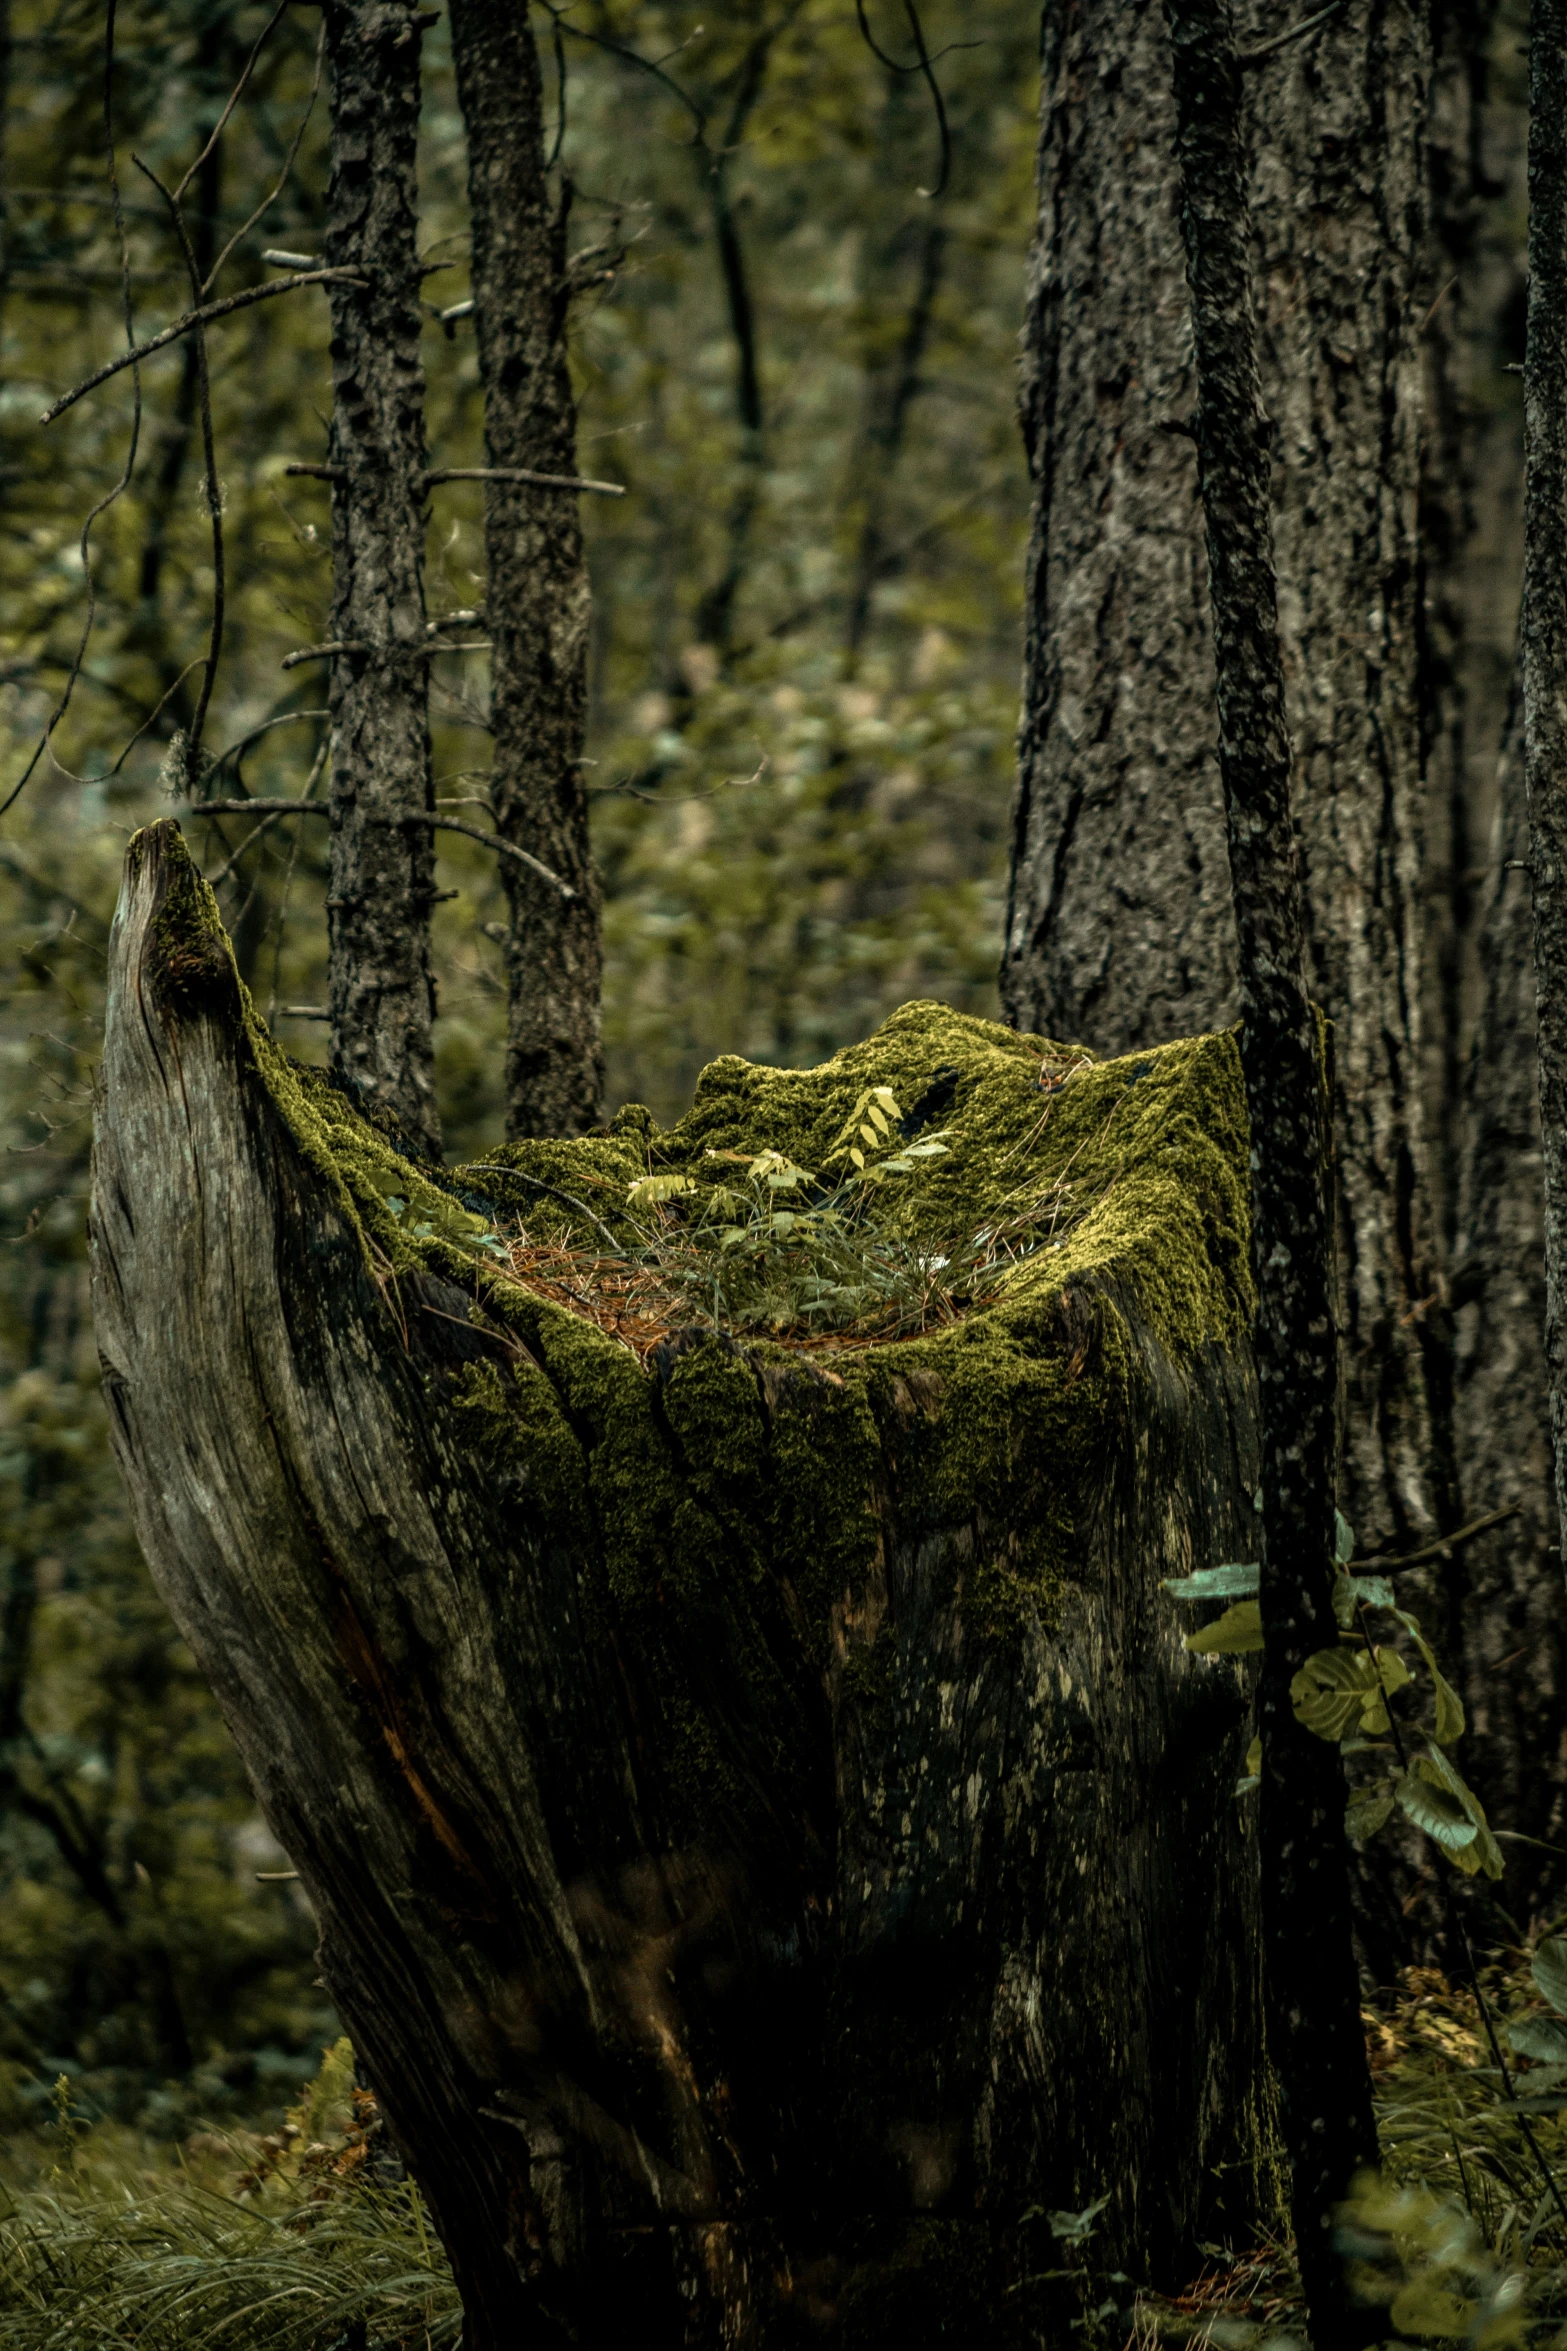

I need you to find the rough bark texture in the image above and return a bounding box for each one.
[1439,12,1567,1893]
[322,0,440,1161]
[1523,0,1567,1580]
[1452,704,1567,1871]
[1165,3,1378,2337]
[92,821,1276,2349]
[447,0,602,1141]
[1005,0,1442,1570]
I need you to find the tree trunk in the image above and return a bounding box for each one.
[1165,0,1378,2333]
[322,0,440,1161]
[448,0,602,1141]
[92,819,1276,2346]
[1522,0,1567,1580]
[1005,0,1442,1570]
[1452,705,1567,1875]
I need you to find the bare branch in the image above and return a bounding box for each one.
[39,271,367,427]
[424,465,625,496]
[1235,0,1346,67]
[186,799,575,898]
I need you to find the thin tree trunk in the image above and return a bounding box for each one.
[1004,0,1443,1574]
[322,0,440,1161]
[1522,0,1567,1577]
[1165,2,1378,2338]
[448,0,602,1142]
[842,66,947,672]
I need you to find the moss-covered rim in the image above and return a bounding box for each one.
[131,820,1254,1392]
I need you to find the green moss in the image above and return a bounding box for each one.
[138,825,1256,1846]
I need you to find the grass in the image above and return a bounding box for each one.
[13,1947,1567,2346]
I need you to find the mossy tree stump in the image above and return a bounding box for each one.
[90,823,1274,2348]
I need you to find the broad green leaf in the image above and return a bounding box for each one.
[1533,1937,1567,2018]
[1292,1646,1380,1741]
[1185,1601,1263,1655]
[1389,2280,1473,2340]
[1244,1733,1261,1779]
[1508,2014,1567,2064]
[1346,1792,1396,1844]
[1346,1574,1395,1608]
[1418,1743,1496,1875]
[1163,1563,1260,1602]
[1397,1770,1479,1851]
[1335,1509,1355,1565]
[1394,1608,1466,1747]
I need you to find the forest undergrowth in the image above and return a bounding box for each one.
[6,1944,1567,2348]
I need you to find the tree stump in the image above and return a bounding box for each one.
[90,822,1276,2349]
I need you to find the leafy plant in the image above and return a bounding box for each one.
[1163,1510,1501,1878]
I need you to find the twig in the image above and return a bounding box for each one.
[0,1,144,823]
[280,640,370,670]
[285,462,346,481]
[38,270,368,426]
[463,1167,625,1253]
[275,1005,329,1021]
[1350,1505,1520,1576]
[182,798,576,898]
[1236,0,1346,66]
[424,465,625,497]
[400,814,575,898]
[204,18,325,292]
[172,0,289,206]
[209,707,330,773]
[853,1,953,197]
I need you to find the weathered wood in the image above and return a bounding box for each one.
[92,821,1275,2347]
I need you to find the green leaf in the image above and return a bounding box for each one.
[1416,1745,1501,1877]
[1508,2014,1567,2063]
[1533,1937,1567,2018]
[627,1172,694,1209]
[1244,1733,1261,1779]
[1346,1792,1396,1844]
[1184,1600,1263,1655]
[1335,1509,1355,1565]
[1393,1608,1465,1747]
[1291,1646,1382,1741]
[1396,1769,1479,1852]
[1162,1563,1260,1602]
[1346,1573,1395,1609]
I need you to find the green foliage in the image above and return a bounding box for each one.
[0,2046,459,2348]
[1163,1512,1501,1878]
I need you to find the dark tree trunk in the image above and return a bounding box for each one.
[1440,12,1567,1901]
[448,0,602,1141]
[1522,0,1567,1577]
[322,0,440,1161]
[1005,0,1443,1570]
[93,821,1276,2348]
[1452,704,1567,1874]
[1165,0,1378,2338]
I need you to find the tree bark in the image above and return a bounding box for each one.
[447,0,602,1142]
[1523,0,1567,1578]
[93,819,1276,2347]
[1005,0,1442,1570]
[1165,3,1378,2338]
[322,0,440,1161]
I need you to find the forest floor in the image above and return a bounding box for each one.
[0,1944,1563,2346]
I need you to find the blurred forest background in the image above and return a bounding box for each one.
[0,0,1536,2160]
[0,0,1040,2139]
